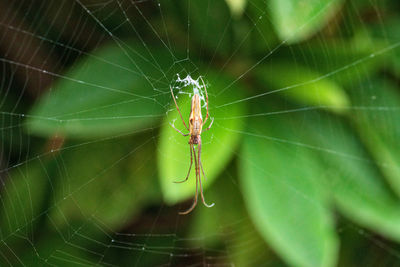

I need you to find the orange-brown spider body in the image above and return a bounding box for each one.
[189,94,202,145]
[169,77,214,214]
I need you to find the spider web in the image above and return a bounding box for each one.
[1,0,400,266]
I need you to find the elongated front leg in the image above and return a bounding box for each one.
[179,145,199,215]
[203,117,214,131]
[174,144,193,183]
[200,77,209,126]
[170,86,189,131]
[169,122,189,136]
[197,139,215,208]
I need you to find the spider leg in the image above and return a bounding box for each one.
[198,139,215,208]
[179,145,198,215]
[200,77,210,127]
[170,86,189,131]
[174,144,193,183]
[169,122,189,136]
[203,117,214,131]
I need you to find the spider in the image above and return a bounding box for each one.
[169,77,215,215]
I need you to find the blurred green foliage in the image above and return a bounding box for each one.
[1,0,400,266]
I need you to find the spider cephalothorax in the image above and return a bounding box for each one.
[189,135,200,145]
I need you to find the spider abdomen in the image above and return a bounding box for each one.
[188,93,203,136]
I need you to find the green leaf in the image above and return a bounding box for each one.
[307,113,400,242]
[242,100,400,250]
[190,161,246,243]
[1,92,31,150]
[158,72,246,206]
[240,115,338,267]
[27,42,176,139]
[188,1,233,57]
[190,163,273,266]
[225,0,247,18]
[247,0,280,53]
[271,35,385,87]
[0,161,51,239]
[254,63,350,113]
[18,230,94,265]
[48,134,161,230]
[369,16,400,79]
[162,1,233,57]
[269,0,344,43]
[228,220,274,266]
[349,79,400,197]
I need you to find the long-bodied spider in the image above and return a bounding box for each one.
[169,77,215,215]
